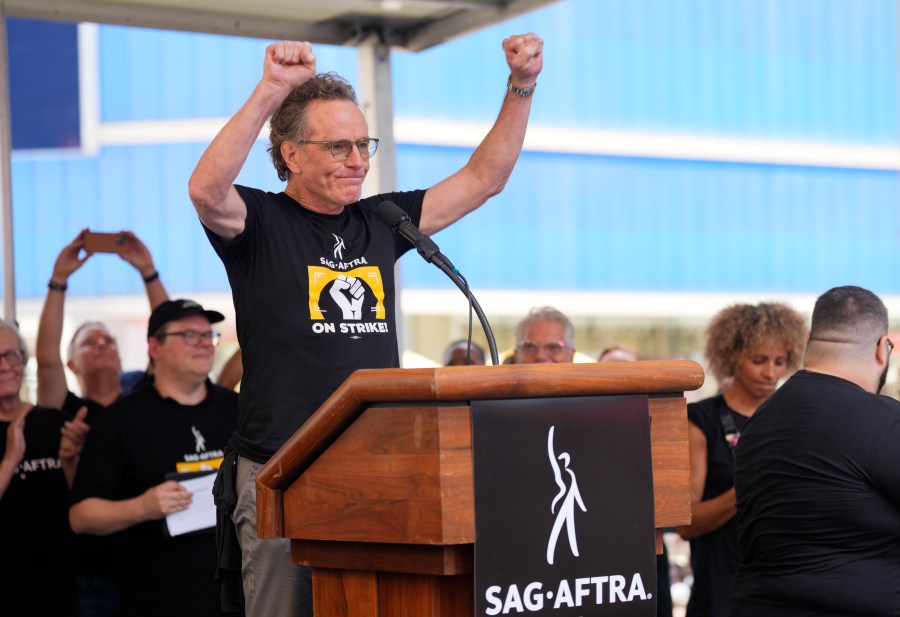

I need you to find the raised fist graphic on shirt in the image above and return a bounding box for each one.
[329,274,365,320]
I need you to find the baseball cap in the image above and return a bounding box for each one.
[147,299,225,338]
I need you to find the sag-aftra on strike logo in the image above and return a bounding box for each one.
[307,233,388,333]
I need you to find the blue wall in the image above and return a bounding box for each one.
[8,0,899,299]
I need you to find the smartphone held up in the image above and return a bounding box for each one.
[84,232,127,254]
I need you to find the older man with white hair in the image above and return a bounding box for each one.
[513,306,576,364]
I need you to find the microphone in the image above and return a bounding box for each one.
[376,199,499,365]
[375,200,444,265]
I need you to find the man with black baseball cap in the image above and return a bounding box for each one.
[147,299,225,339]
[70,298,237,616]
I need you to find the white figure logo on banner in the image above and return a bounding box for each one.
[546,425,588,565]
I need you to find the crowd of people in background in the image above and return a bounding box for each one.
[1,231,239,616]
[5,266,900,616]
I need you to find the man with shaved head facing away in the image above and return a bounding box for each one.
[731,285,900,616]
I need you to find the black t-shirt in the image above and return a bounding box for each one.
[686,394,749,617]
[204,187,424,462]
[732,370,900,616]
[0,406,76,615]
[63,390,108,424]
[63,390,116,579]
[71,380,238,617]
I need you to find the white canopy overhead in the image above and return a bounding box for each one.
[0,0,560,320]
[2,0,555,51]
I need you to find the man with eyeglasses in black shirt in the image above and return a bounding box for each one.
[189,33,544,617]
[70,299,237,616]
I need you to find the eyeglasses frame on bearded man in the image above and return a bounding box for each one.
[292,138,379,161]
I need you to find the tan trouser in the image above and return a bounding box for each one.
[235,456,313,616]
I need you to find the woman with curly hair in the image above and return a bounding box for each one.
[677,302,806,617]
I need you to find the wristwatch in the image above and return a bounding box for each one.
[506,75,536,97]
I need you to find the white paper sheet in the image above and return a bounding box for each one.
[165,471,217,536]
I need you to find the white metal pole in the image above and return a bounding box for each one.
[0,13,17,323]
[358,35,406,359]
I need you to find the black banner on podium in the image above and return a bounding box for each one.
[472,395,656,616]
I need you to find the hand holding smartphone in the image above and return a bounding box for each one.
[84,232,127,254]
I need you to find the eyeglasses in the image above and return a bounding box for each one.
[157,330,221,347]
[517,340,568,357]
[292,138,379,161]
[887,338,895,356]
[0,349,25,368]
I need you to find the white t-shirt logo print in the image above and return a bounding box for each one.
[330,274,365,319]
[333,234,345,260]
[192,425,207,453]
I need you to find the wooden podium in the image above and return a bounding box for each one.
[256,361,703,617]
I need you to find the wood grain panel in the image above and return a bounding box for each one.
[260,361,702,540]
[312,568,475,617]
[437,407,475,539]
[284,405,473,544]
[379,573,474,617]
[649,396,691,528]
[313,569,378,617]
[293,540,473,575]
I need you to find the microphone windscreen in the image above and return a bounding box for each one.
[375,200,409,229]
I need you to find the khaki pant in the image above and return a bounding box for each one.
[235,456,313,616]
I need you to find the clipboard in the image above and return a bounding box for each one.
[162,469,218,537]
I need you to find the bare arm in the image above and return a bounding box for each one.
[36,231,91,409]
[188,41,317,241]
[419,33,544,235]
[676,421,737,540]
[216,348,243,390]
[69,480,192,535]
[116,231,169,310]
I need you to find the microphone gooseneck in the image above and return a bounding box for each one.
[376,200,444,265]
[376,200,499,365]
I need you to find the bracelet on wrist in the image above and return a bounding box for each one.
[506,74,536,97]
[48,280,67,293]
[142,270,160,284]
